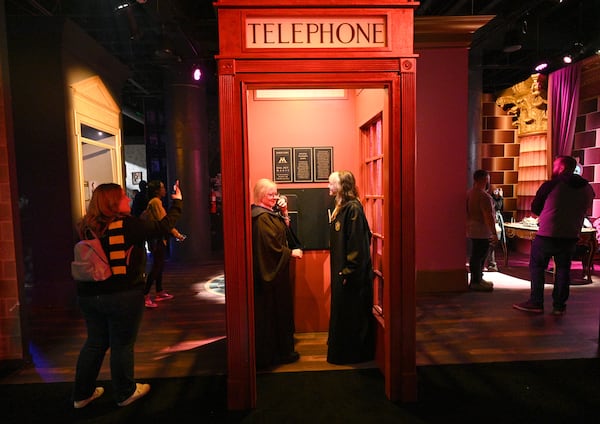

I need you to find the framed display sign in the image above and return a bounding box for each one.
[293,148,313,182]
[132,171,143,185]
[272,148,293,182]
[272,146,334,183]
[313,147,333,182]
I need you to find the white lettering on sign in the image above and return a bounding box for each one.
[246,17,387,49]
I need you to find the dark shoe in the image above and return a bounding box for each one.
[480,279,494,288]
[470,282,493,292]
[513,301,543,313]
[552,307,566,316]
[74,387,104,409]
[277,351,300,364]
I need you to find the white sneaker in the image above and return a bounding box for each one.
[118,383,151,407]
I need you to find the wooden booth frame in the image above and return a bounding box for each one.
[220,73,416,410]
[216,0,418,411]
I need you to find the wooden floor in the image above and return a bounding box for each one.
[2,251,600,385]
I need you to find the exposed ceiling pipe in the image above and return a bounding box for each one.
[24,0,51,16]
[127,77,150,95]
[122,105,145,124]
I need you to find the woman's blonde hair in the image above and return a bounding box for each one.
[78,183,123,238]
[253,178,276,204]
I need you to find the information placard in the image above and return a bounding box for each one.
[272,148,293,182]
[293,148,313,182]
[313,147,333,182]
[272,146,334,183]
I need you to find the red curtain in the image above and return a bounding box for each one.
[550,62,582,156]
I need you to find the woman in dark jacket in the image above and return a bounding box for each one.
[327,170,375,365]
[72,182,182,408]
[143,180,185,308]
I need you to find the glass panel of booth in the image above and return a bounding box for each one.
[361,114,384,315]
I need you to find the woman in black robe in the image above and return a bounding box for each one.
[251,178,303,369]
[327,171,375,365]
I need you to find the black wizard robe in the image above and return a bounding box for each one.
[327,199,375,364]
[251,205,296,368]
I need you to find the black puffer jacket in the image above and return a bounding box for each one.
[532,174,594,239]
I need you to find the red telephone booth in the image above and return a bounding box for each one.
[215,0,417,409]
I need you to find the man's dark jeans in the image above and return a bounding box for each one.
[528,235,577,310]
[469,238,490,284]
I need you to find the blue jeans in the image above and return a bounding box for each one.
[469,238,490,284]
[73,289,144,403]
[528,235,577,310]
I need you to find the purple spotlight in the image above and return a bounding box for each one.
[193,67,202,81]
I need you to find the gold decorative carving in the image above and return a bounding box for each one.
[495,74,548,136]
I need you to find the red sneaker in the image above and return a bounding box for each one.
[144,295,158,308]
[155,291,174,301]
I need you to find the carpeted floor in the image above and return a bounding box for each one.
[3,358,600,423]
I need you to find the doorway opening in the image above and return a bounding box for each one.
[246,85,389,373]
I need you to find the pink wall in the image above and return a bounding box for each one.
[247,91,360,189]
[415,48,469,289]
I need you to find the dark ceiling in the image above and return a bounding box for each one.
[5,0,219,117]
[5,0,600,114]
[426,0,600,92]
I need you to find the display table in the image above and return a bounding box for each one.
[503,222,597,281]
